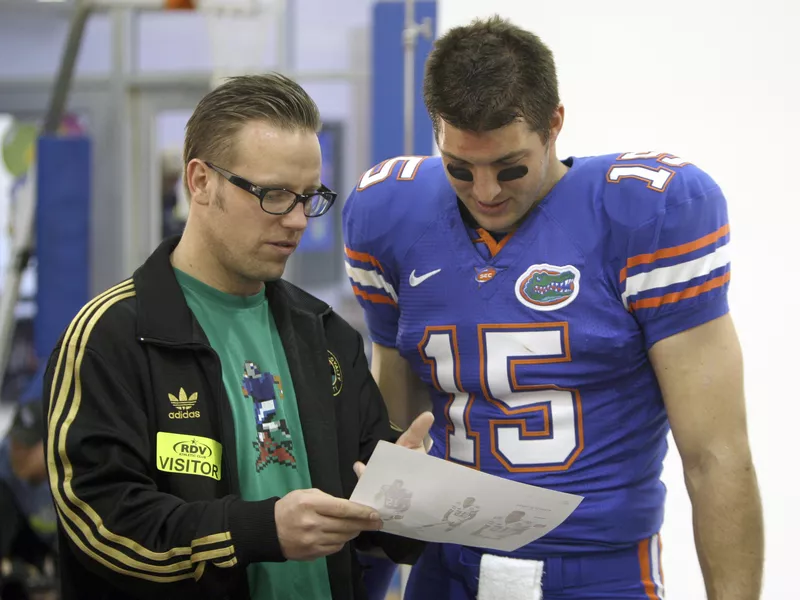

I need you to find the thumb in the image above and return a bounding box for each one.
[396,411,434,449]
[353,461,366,479]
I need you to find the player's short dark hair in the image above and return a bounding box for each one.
[184,73,321,171]
[423,15,560,141]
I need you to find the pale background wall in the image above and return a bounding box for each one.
[437,1,800,598]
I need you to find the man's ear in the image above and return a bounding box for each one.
[548,104,565,144]
[185,159,213,206]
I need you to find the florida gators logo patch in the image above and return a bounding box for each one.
[515,264,580,311]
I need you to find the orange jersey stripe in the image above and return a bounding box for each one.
[629,271,730,311]
[350,285,397,307]
[345,246,386,273]
[473,228,513,258]
[619,223,730,284]
[638,538,659,600]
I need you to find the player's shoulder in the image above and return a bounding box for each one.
[573,151,724,228]
[344,156,447,226]
[355,155,446,192]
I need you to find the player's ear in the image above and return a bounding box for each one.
[548,105,565,143]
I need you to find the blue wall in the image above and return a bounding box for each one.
[35,135,91,361]
[371,0,436,164]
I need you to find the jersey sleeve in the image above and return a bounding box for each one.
[341,169,402,348]
[614,163,731,349]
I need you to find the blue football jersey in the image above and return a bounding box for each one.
[342,152,731,557]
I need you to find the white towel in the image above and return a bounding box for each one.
[477,554,544,600]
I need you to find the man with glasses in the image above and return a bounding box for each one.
[42,73,429,600]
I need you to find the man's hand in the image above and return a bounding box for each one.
[395,411,434,452]
[274,488,383,560]
[353,411,434,478]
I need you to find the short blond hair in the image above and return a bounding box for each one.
[183,73,322,172]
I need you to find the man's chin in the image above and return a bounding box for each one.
[252,262,288,283]
[474,214,518,235]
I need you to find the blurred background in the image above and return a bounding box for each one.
[0,0,797,598]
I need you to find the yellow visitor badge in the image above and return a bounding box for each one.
[157,432,222,481]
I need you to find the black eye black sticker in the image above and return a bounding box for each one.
[497,165,529,182]
[446,164,474,182]
[447,163,528,182]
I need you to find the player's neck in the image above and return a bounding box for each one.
[537,156,570,203]
[517,158,570,227]
[549,158,570,190]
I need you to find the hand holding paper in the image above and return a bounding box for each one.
[353,411,434,478]
[274,488,383,560]
[350,440,583,552]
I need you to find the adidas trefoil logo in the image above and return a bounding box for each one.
[168,388,200,420]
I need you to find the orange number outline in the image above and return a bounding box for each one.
[418,323,585,474]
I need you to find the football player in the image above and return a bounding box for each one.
[441,496,480,532]
[343,14,763,600]
[418,496,481,533]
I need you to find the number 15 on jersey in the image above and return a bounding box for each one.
[419,323,584,473]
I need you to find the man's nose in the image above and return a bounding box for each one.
[472,168,501,203]
[280,201,308,231]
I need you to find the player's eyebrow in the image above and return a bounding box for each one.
[441,149,527,165]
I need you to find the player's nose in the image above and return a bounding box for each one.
[471,169,502,204]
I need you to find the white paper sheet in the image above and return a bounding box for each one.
[350,441,584,552]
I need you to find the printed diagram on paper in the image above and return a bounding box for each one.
[350,442,583,552]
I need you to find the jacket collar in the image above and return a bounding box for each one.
[132,236,331,344]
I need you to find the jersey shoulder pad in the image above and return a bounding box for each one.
[343,156,446,255]
[355,155,443,194]
[594,153,731,342]
[592,151,722,230]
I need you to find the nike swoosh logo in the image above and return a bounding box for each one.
[409,269,442,287]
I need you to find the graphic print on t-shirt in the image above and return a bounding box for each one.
[242,360,297,471]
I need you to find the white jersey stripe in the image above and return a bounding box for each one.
[345,263,399,302]
[622,242,731,308]
[650,534,666,599]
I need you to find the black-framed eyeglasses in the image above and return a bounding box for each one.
[205,161,337,218]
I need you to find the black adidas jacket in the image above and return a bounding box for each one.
[42,236,421,600]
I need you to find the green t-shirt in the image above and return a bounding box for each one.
[175,268,332,600]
